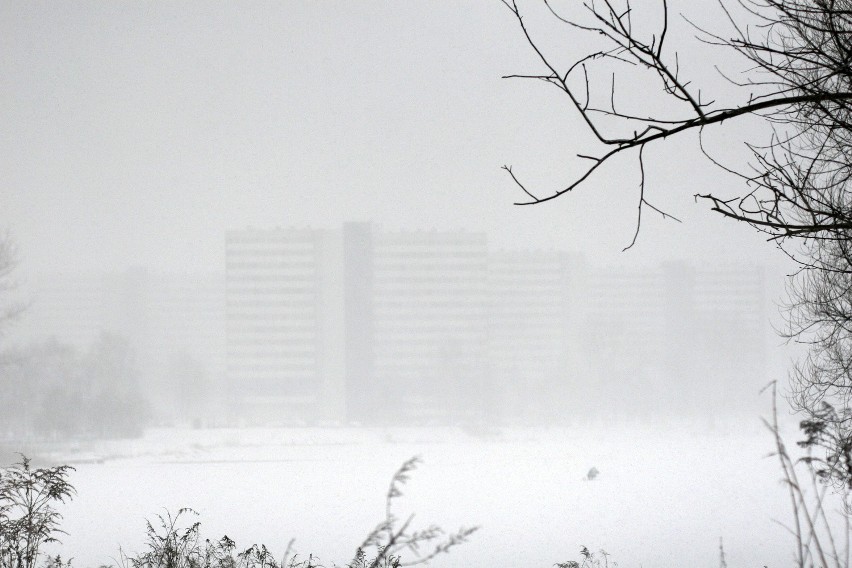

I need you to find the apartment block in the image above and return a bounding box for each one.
[225,228,344,424]
[487,250,574,422]
[14,226,772,428]
[368,227,489,422]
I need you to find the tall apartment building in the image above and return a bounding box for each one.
[226,224,490,424]
[691,264,767,417]
[368,227,489,422]
[572,262,768,422]
[224,226,771,426]
[487,251,573,423]
[16,234,771,427]
[225,228,344,424]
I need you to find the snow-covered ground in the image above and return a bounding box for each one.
[43,422,800,568]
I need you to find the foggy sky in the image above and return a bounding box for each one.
[1,1,790,283]
[0,5,809,564]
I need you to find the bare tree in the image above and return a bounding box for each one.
[500,0,852,484]
[500,0,852,246]
[789,235,852,487]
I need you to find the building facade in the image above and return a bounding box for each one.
[14,226,772,428]
[487,250,574,423]
[367,227,489,422]
[225,228,344,424]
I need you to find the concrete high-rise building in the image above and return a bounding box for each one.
[342,222,375,422]
[691,263,767,417]
[487,251,573,423]
[15,231,771,428]
[225,228,344,424]
[572,261,768,422]
[368,227,489,422]
[223,226,770,427]
[225,223,490,424]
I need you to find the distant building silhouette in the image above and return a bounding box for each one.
[367,226,489,423]
[16,227,770,427]
[226,224,490,424]
[225,228,344,424]
[486,250,574,423]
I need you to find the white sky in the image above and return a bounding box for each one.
[0,1,792,281]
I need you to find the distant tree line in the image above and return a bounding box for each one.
[0,333,150,441]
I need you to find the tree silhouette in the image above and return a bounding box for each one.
[501,0,852,485]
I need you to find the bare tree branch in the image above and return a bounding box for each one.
[500,0,852,489]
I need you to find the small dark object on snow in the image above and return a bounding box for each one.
[585,467,599,481]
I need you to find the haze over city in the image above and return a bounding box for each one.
[0,2,816,568]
